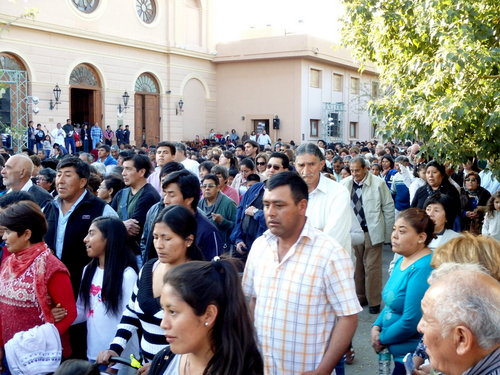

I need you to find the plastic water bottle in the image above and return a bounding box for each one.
[378,348,391,375]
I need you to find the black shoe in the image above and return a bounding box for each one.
[369,305,381,314]
[358,298,368,307]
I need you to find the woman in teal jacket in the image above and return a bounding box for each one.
[371,208,434,375]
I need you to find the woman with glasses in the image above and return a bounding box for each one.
[255,153,269,175]
[36,167,57,197]
[460,171,491,233]
[198,174,237,252]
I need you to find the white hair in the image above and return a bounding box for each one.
[429,263,500,349]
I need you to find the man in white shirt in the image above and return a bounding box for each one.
[257,130,271,150]
[295,143,352,251]
[51,123,66,146]
[174,142,199,178]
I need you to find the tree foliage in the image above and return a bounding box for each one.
[341,0,500,175]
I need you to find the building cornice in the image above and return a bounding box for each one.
[0,14,216,61]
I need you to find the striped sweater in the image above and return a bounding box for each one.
[109,259,165,362]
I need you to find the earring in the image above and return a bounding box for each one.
[204,322,209,327]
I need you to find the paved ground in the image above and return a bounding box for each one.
[346,244,393,375]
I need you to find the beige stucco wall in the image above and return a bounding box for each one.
[215,34,378,144]
[1,0,216,144]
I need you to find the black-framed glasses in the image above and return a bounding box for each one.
[201,184,217,189]
[267,164,281,171]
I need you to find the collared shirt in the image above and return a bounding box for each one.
[7,179,33,194]
[306,173,352,251]
[54,190,117,258]
[242,220,362,375]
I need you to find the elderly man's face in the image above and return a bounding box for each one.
[417,287,456,375]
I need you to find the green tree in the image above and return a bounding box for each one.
[341,0,500,175]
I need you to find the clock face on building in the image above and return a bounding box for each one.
[72,0,99,13]
[136,0,156,23]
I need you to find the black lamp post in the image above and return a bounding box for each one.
[50,84,61,110]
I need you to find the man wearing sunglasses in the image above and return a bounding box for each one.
[230,152,290,264]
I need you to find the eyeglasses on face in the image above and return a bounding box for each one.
[256,161,266,166]
[200,184,217,189]
[465,178,477,182]
[267,164,281,170]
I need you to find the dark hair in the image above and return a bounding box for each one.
[425,160,446,178]
[103,174,125,199]
[295,143,325,161]
[243,140,259,150]
[464,171,481,186]
[341,166,351,175]
[57,157,90,181]
[371,163,381,171]
[268,152,290,170]
[202,173,219,185]
[0,191,36,208]
[266,171,308,203]
[160,161,185,179]
[396,208,435,245]
[154,205,203,261]
[332,156,343,164]
[239,158,255,170]
[381,154,395,169]
[222,151,238,170]
[80,216,138,315]
[123,153,153,178]
[200,161,215,174]
[54,359,100,375]
[162,170,201,211]
[413,162,427,178]
[423,192,458,229]
[39,167,56,184]
[87,173,102,195]
[246,173,261,183]
[157,141,176,155]
[0,201,47,243]
[98,144,111,153]
[211,165,228,179]
[164,260,263,375]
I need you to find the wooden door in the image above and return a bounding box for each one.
[134,94,144,146]
[92,90,102,126]
[144,94,159,146]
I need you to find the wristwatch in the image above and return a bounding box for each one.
[252,208,259,215]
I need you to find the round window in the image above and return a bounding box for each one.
[136,0,156,24]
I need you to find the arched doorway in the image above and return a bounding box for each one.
[0,53,29,149]
[134,73,160,147]
[69,64,102,127]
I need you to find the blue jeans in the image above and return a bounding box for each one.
[65,137,76,154]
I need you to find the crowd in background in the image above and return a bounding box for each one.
[0,122,497,375]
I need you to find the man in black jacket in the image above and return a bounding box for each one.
[111,153,160,262]
[45,157,117,359]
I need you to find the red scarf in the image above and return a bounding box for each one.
[2,242,68,323]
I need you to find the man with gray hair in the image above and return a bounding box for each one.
[418,263,500,375]
[295,143,352,251]
[341,155,394,314]
[0,153,53,211]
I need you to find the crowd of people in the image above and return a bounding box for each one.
[0,123,498,375]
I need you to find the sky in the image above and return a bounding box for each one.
[214,0,344,43]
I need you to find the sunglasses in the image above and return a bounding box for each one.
[267,164,281,170]
[200,184,217,189]
[256,161,266,166]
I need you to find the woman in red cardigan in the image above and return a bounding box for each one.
[0,201,76,372]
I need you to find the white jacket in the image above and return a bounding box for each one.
[341,173,395,245]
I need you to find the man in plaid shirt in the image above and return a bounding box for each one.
[243,172,362,375]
